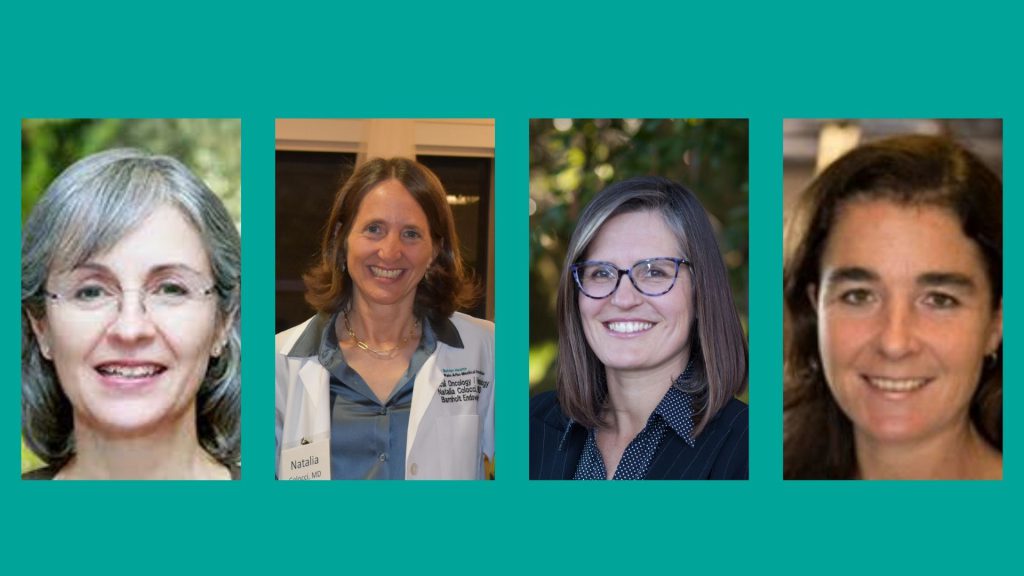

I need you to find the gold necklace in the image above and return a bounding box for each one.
[343,310,419,360]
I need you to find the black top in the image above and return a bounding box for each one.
[530,390,748,480]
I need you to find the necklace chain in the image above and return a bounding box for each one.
[342,310,419,360]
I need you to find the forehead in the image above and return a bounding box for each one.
[81,205,210,275]
[821,199,989,283]
[353,179,429,225]
[586,210,681,261]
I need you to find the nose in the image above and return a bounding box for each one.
[106,291,157,342]
[876,300,920,359]
[609,274,644,308]
[378,232,402,261]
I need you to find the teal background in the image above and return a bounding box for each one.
[3,2,1019,574]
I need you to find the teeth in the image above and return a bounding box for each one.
[98,365,162,378]
[370,266,401,279]
[606,321,653,334]
[867,377,928,392]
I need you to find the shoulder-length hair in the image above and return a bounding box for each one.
[21,148,242,471]
[783,134,1002,479]
[303,157,477,323]
[556,176,748,438]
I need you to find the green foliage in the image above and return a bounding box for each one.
[529,119,748,394]
[22,118,241,225]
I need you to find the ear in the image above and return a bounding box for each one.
[986,298,1004,355]
[806,283,820,313]
[211,317,235,358]
[28,313,52,360]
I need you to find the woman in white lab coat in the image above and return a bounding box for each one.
[276,157,494,480]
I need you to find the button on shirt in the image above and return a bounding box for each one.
[565,368,697,480]
[316,310,438,480]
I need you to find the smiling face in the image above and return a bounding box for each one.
[813,199,1003,446]
[578,210,695,381]
[29,205,223,438]
[346,179,435,309]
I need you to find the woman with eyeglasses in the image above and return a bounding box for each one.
[22,148,241,480]
[529,177,748,480]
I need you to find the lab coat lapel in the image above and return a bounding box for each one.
[406,350,442,462]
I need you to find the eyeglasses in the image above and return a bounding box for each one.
[44,272,217,317]
[571,257,692,299]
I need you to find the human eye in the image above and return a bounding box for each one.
[838,288,875,306]
[922,292,960,309]
[364,222,385,236]
[586,264,616,282]
[401,228,423,240]
[72,282,115,303]
[152,280,191,298]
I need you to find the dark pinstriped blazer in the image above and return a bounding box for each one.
[529,391,749,480]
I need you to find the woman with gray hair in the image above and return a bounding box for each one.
[22,148,241,480]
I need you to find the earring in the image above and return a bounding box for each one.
[212,341,226,358]
[39,341,52,360]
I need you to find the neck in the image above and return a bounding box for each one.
[60,407,229,480]
[345,293,418,346]
[602,351,688,438]
[855,420,1001,480]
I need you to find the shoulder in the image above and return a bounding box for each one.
[711,397,749,430]
[22,466,58,480]
[530,391,567,429]
[701,397,749,479]
[449,312,494,337]
[276,317,317,355]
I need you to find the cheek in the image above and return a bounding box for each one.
[577,296,601,341]
[818,312,870,371]
[162,311,220,358]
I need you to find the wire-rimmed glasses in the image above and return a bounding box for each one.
[571,257,692,299]
[43,269,217,320]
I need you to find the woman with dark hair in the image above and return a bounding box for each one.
[22,148,241,480]
[530,177,748,480]
[276,157,494,480]
[783,135,1002,480]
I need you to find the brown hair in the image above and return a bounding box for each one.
[303,157,476,323]
[783,134,1002,479]
[556,176,748,438]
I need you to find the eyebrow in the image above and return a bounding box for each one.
[823,266,878,285]
[917,272,977,291]
[72,262,206,278]
[823,266,978,291]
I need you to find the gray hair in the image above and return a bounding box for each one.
[21,148,241,470]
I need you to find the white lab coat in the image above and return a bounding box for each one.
[275,312,495,479]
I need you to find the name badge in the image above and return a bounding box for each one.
[279,437,330,480]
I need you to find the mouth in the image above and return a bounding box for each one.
[863,375,931,393]
[604,321,654,335]
[369,266,404,280]
[95,362,167,388]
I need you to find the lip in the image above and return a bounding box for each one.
[861,374,933,394]
[368,265,405,282]
[602,319,656,337]
[94,360,167,391]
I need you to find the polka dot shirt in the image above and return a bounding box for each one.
[567,366,696,480]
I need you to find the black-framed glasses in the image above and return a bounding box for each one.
[571,257,692,299]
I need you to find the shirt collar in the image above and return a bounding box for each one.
[286,310,462,360]
[558,360,698,450]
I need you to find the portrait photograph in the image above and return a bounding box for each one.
[782,118,1003,480]
[21,118,242,480]
[529,119,749,480]
[275,119,495,480]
